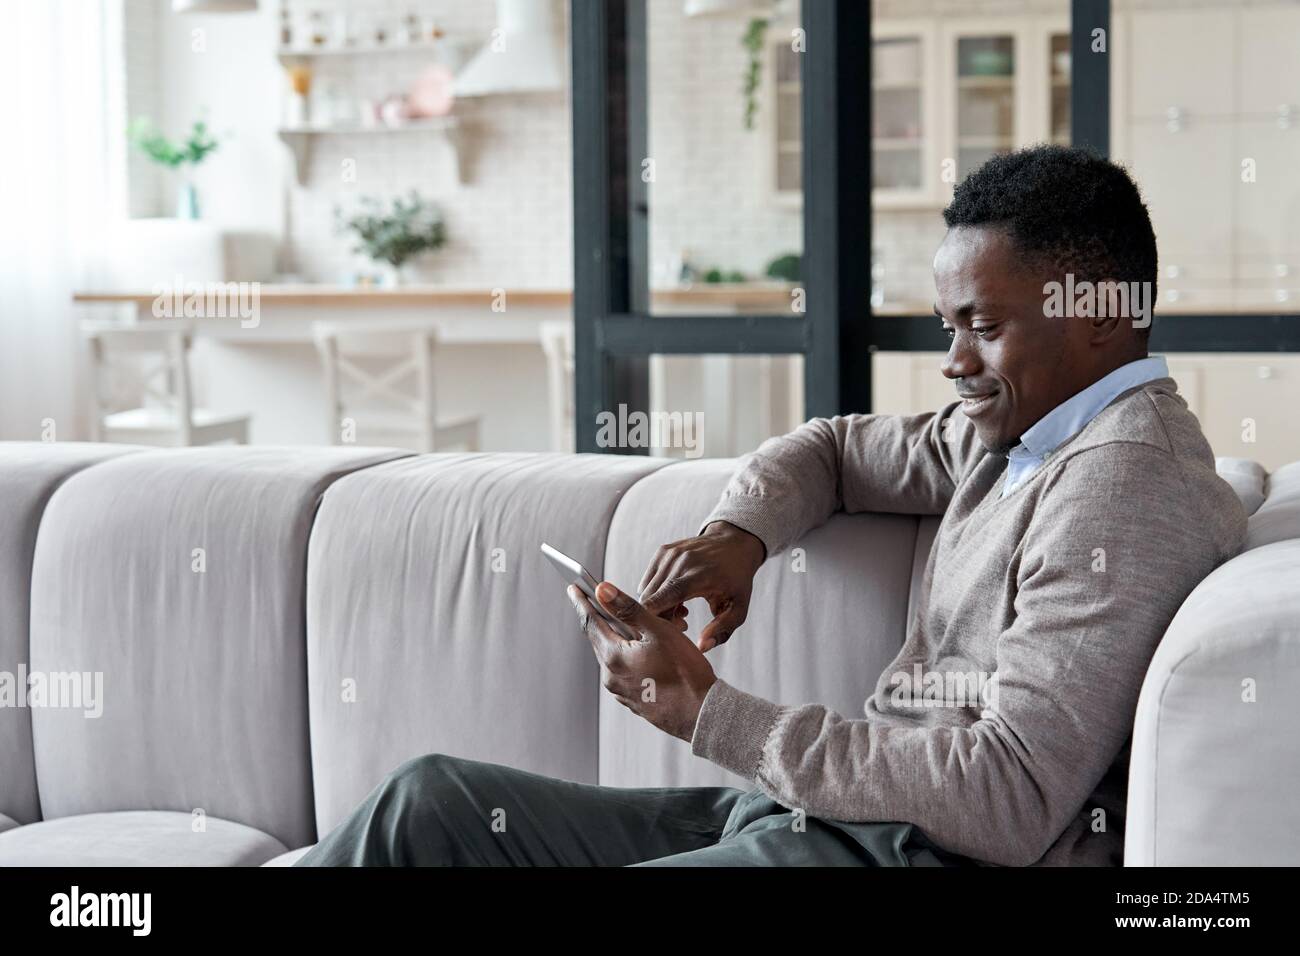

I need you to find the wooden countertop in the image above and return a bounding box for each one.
[75,285,572,307]
[74,283,805,309]
[78,285,1270,316]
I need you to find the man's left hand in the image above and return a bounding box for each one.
[568,582,718,743]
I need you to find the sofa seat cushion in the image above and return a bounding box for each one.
[261,845,313,866]
[0,811,286,866]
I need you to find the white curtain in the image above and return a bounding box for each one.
[0,0,127,440]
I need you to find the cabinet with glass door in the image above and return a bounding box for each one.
[872,21,938,208]
[936,18,1069,201]
[772,17,1067,208]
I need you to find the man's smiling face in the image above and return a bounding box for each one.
[933,225,1098,455]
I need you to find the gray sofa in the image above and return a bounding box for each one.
[0,441,1297,866]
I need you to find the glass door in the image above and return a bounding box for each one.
[955,33,1017,179]
[872,36,924,193]
[1049,31,1071,145]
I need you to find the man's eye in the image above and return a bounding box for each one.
[973,326,997,338]
[942,326,955,339]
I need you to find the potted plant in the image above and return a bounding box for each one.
[741,18,770,130]
[336,192,448,287]
[128,117,220,220]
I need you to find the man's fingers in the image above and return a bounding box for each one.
[567,585,622,652]
[637,545,670,597]
[595,581,655,631]
[637,541,686,598]
[698,606,745,652]
[637,559,673,608]
[641,575,694,615]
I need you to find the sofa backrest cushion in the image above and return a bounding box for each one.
[1246,461,1300,550]
[0,443,141,826]
[305,452,669,837]
[27,446,407,849]
[1214,457,1267,517]
[598,458,923,789]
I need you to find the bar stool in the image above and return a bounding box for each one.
[82,319,251,446]
[311,319,480,453]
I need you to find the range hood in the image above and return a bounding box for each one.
[684,0,782,17]
[452,0,565,97]
[171,0,257,11]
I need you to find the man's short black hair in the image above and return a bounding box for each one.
[942,145,1158,333]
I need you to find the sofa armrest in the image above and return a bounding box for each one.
[1126,539,1300,865]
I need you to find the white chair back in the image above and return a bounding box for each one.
[82,320,196,445]
[539,320,574,453]
[312,320,447,452]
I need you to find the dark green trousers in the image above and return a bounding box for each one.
[296,753,971,867]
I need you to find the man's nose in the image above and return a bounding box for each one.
[941,334,980,380]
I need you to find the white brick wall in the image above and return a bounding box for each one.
[118,0,814,290]
[119,0,1101,297]
[279,0,573,285]
[646,3,803,284]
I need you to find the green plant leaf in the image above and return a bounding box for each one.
[336,191,448,268]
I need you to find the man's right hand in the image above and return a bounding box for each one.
[637,521,767,653]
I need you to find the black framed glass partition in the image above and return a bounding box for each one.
[571,0,870,454]
[572,0,1300,460]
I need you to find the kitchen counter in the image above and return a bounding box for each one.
[68,283,814,452]
[74,283,805,310]
[73,283,952,318]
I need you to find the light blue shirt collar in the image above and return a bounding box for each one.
[1001,355,1169,497]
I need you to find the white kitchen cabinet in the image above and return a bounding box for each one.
[1238,7,1300,118]
[875,352,953,417]
[649,354,803,459]
[872,21,940,208]
[769,25,803,205]
[938,21,1024,191]
[1235,121,1300,309]
[870,352,1300,471]
[1127,8,1237,121]
[1186,354,1300,471]
[1235,122,1300,257]
[1114,1,1300,312]
[1126,121,1236,308]
[775,16,1066,209]
[1043,30,1071,147]
[771,19,941,207]
[935,16,1069,202]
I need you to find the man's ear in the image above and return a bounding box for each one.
[1088,279,1130,346]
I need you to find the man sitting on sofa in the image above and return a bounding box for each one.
[298,145,1246,868]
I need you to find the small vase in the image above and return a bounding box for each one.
[177,180,200,220]
[381,262,406,287]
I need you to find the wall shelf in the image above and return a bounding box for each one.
[277,117,464,185]
[276,40,449,66]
